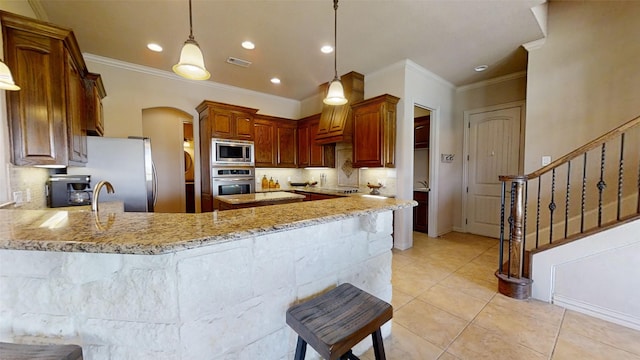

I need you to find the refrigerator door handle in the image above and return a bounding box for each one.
[152,161,158,208]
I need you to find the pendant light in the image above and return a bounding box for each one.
[0,60,20,91]
[173,0,210,80]
[323,0,347,106]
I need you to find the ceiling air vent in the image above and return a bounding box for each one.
[226,57,252,68]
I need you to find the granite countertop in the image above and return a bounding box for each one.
[215,191,305,205]
[0,197,415,255]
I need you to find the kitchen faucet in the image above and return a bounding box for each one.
[92,180,115,212]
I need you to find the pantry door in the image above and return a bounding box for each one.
[465,105,522,238]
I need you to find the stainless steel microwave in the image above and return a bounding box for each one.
[211,138,254,166]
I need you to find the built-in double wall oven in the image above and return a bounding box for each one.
[211,166,254,197]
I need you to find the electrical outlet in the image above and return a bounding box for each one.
[13,191,23,204]
[542,155,552,166]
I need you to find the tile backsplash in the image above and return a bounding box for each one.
[8,165,48,209]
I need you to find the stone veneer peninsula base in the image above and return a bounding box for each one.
[0,210,395,359]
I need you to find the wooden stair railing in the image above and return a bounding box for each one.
[496,114,640,299]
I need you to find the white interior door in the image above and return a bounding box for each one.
[466,106,522,238]
[142,107,189,213]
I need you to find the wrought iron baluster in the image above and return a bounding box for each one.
[597,143,607,227]
[523,181,528,252]
[549,169,556,244]
[536,178,541,248]
[581,153,587,233]
[508,181,516,278]
[565,161,571,238]
[499,181,506,275]
[617,133,625,220]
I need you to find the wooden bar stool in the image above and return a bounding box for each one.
[286,283,392,360]
[0,342,83,359]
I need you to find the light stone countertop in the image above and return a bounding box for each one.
[0,196,415,255]
[215,191,305,205]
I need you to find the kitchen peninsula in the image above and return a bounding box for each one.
[0,196,414,359]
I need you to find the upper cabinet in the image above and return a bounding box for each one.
[315,72,364,145]
[85,73,106,136]
[196,100,258,141]
[351,94,399,168]
[1,11,100,166]
[414,115,430,149]
[297,113,335,168]
[254,114,297,168]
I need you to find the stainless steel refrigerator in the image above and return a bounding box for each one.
[68,136,156,212]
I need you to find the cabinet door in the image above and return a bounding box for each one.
[254,120,276,167]
[65,51,87,164]
[85,73,105,136]
[234,114,254,141]
[297,121,310,167]
[210,109,233,139]
[414,116,430,148]
[309,119,328,167]
[4,28,66,166]
[277,124,297,167]
[352,102,384,167]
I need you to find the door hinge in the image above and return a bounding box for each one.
[465,218,468,225]
[466,187,468,193]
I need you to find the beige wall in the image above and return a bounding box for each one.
[524,1,640,173]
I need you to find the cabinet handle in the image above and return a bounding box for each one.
[415,125,425,130]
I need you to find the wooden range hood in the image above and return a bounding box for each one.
[315,71,364,145]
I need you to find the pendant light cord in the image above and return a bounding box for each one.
[188,0,194,40]
[333,0,339,79]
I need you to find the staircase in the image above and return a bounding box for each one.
[496,115,640,300]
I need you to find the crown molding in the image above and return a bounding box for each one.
[405,59,456,90]
[83,53,299,105]
[456,71,527,92]
[27,0,48,21]
[523,38,547,52]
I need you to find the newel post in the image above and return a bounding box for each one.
[496,175,532,299]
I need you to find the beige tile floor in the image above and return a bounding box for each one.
[361,231,640,360]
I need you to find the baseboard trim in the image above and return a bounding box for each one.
[553,294,640,331]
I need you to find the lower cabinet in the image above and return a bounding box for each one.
[413,191,428,233]
[294,191,344,201]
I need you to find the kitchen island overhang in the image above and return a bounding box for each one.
[0,196,415,359]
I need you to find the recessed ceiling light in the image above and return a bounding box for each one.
[147,43,163,52]
[270,77,281,84]
[321,45,334,54]
[474,65,488,72]
[242,41,255,50]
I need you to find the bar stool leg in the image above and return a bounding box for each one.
[371,329,386,360]
[293,336,307,360]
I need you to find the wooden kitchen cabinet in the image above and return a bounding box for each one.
[197,100,259,211]
[196,100,258,141]
[297,113,335,168]
[2,11,95,167]
[413,191,428,233]
[414,115,430,149]
[315,72,364,145]
[351,94,400,168]
[85,72,106,136]
[65,50,88,164]
[253,114,297,168]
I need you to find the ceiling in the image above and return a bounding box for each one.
[36,0,546,101]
